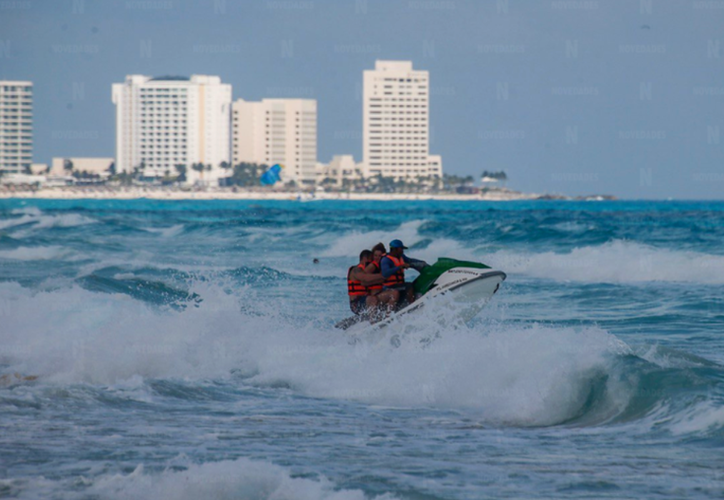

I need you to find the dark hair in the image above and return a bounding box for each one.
[371,242,386,254]
[359,249,373,261]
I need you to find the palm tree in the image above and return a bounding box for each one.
[174,164,187,183]
[443,174,468,191]
[432,175,442,193]
[380,175,396,193]
[414,175,430,193]
[216,162,230,186]
[191,162,205,181]
[231,162,268,187]
[63,159,74,175]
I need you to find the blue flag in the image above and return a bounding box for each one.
[260,164,283,185]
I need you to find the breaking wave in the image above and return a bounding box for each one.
[0,245,79,261]
[0,206,96,234]
[322,220,724,284]
[1,281,721,433]
[487,240,724,284]
[1,457,398,500]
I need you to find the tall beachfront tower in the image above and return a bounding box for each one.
[362,61,442,180]
[0,81,33,175]
[232,98,317,186]
[112,75,231,182]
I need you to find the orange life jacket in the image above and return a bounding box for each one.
[382,255,405,287]
[367,261,383,291]
[347,264,369,296]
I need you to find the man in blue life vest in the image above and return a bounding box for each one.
[380,239,428,307]
[347,249,386,317]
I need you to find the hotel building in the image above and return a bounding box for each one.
[50,157,114,176]
[112,75,231,182]
[0,81,33,175]
[362,61,442,180]
[232,98,317,186]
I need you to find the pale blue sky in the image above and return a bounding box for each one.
[1,0,722,198]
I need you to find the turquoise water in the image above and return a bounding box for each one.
[1,199,723,499]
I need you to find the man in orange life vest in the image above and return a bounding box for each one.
[380,239,427,306]
[347,249,386,317]
[365,243,399,313]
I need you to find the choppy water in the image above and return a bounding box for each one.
[1,199,723,499]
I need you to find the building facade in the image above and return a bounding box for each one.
[0,81,33,175]
[362,61,442,180]
[316,155,365,187]
[112,75,231,183]
[50,157,114,176]
[232,98,317,186]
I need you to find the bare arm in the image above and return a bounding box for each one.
[351,267,385,286]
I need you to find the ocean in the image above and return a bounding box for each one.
[0,199,723,499]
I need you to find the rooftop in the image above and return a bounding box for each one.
[150,76,190,82]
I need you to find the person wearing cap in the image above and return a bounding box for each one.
[380,239,427,307]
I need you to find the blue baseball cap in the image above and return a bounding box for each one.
[389,239,408,249]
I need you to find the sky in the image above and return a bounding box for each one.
[1,0,722,199]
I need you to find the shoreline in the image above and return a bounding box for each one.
[0,187,615,202]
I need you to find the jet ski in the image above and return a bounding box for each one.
[335,258,506,331]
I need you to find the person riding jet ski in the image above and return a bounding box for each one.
[380,239,428,307]
[347,249,385,317]
[364,243,400,314]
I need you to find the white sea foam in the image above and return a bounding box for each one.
[0,208,96,234]
[320,220,429,258]
[667,401,724,435]
[142,224,184,238]
[32,212,96,229]
[325,223,724,284]
[0,281,634,427]
[10,206,43,216]
[255,319,633,426]
[0,214,38,230]
[486,240,724,284]
[0,245,77,261]
[92,458,396,500]
[4,457,397,500]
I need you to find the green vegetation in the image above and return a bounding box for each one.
[481,170,507,181]
[174,164,187,183]
[26,158,508,196]
[442,174,474,190]
[226,162,269,187]
[325,174,444,194]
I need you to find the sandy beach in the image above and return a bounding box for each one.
[0,186,571,201]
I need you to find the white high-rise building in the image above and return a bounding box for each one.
[232,98,317,186]
[112,75,231,182]
[0,81,33,175]
[362,60,442,180]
